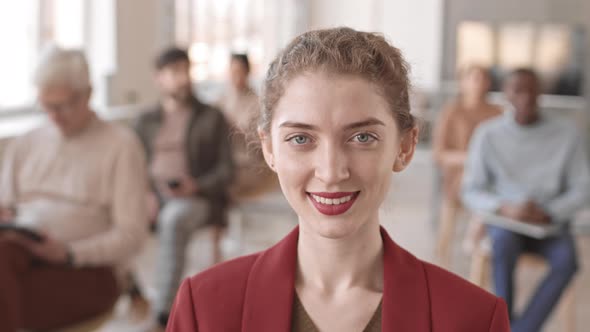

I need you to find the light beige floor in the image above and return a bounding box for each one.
[100,147,590,331]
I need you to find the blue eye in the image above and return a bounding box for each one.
[288,135,310,145]
[353,133,375,143]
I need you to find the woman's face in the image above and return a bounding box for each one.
[460,67,491,101]
[230,60,249,90]
[261,72,416,239]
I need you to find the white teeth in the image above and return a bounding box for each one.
[310,194,354,205]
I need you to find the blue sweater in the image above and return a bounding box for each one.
[462,111,590,223]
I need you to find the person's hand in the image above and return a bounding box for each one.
[28,236,70,264]
[523,201,551,224]
[498,201,551,224]
[168,176,199,198]
[146,191,160,225]
[8,233,70,265]
[0,206,15,223]
[498,202,527,220]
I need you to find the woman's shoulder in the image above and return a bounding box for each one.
[422,261,497,303]
[169,253,262,330]
[421,261,509,330]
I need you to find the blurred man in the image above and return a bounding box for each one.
[0,47,148,331]
[462,68,590,332]
[134,47,233,331]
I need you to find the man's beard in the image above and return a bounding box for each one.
[169,86,193,104]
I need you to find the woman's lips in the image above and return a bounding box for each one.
[307,191,360,216]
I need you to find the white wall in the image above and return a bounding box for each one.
[107,0,162,106]
[84,0,172,108]
[442,0,590,98]
[307,0,444,92]
[381,0,444,92]
[309,0,382,32]
[86,0,116,108]
[100,0,589,103]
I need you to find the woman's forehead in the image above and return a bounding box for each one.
[272,73,394,129]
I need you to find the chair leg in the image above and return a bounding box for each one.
[559,283,576,332]
[224,209,244,257]
[469,248,491,287]
[211,224,224,264]
[126,273,151,323]
[436,200,459,268]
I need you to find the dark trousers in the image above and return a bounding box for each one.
[0,238,120,332]
[488,226,578,332]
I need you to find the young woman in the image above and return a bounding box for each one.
[167,27,509,332]
[433,65,502,266]
[217,53,278,201]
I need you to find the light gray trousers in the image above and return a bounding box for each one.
[153,197,209,315]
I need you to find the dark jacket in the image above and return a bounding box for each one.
[167,226,510,331]
[134,96,234,226]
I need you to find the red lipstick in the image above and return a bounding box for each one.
[307,191,360,216]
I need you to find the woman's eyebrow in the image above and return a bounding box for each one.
[278,118,385,131]
[344,118,386,130]
[278,122,317,130]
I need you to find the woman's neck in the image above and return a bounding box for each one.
[296,220,384,294]
[461,95,486,110]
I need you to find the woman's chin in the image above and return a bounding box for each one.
[302,217,365,240]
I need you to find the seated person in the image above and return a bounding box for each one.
[217,53,277,201]
[0,47,148,332]
[433,65,502,265]
[462,68,590,332]
[134,48,234,331]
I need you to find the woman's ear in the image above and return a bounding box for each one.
[393,126,419,172]
[258,128,276,172]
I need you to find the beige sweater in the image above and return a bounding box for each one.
[433,101,502,201]
[0,115,148,267]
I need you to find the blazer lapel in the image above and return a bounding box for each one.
[241,227,299,332]
[381,227,431,331]
[241,226,432,332]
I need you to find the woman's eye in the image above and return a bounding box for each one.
[353,133,375,143]
[288,135,310,145]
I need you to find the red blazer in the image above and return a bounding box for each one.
[167,227,509,331]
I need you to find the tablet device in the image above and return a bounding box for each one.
[0,223,44,242]
[478,212,562,239]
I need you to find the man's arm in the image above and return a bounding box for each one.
[461,128,503,213]
[0,138,21,220]
[194,113,235,198]
[545,132,590,223]
[69,133,149,266]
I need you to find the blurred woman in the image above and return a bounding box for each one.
[433,65,502,266]
[217,53,277,201]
